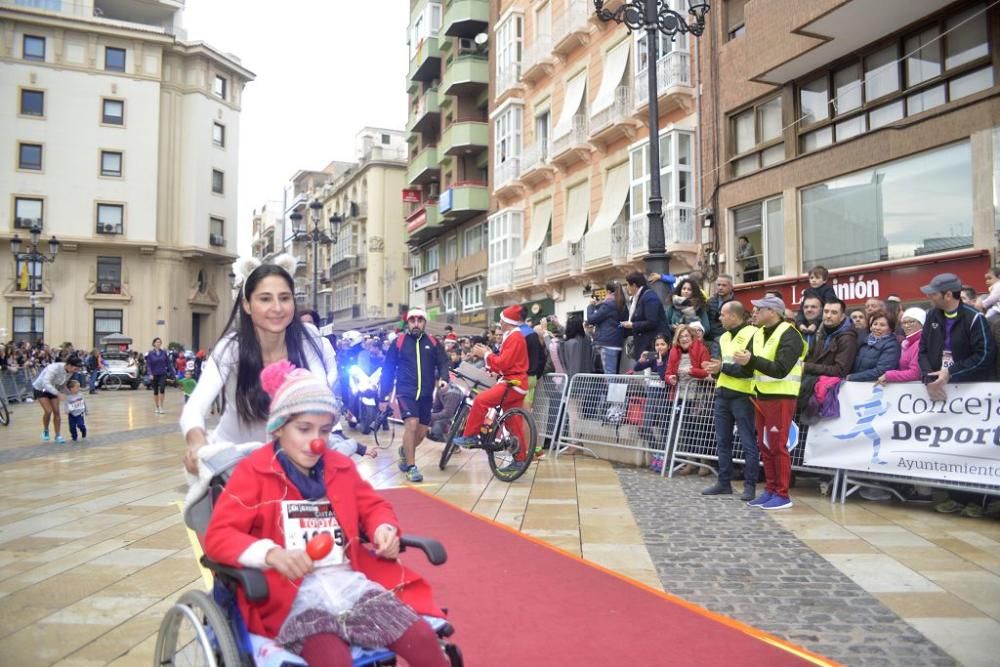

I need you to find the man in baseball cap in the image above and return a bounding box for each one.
[920,272,963,296]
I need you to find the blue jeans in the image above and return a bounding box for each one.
[88,370,97,393]
[598,347,621,375]
[714,391,758,486]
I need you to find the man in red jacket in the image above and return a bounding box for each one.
[452,304,530,474]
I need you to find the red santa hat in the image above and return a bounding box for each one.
[406,308,428,321]
[500,305,524,326]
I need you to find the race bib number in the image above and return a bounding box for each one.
[281,500,347,567]
[942,351,954,369]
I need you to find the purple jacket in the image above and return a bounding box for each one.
[883,330,922,383]
[146,348,170,376]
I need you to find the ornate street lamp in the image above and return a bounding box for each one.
[290,200,341,316]
[9,225,59,343]
[594,0,710,298]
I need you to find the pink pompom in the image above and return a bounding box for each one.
[260,360,297,398]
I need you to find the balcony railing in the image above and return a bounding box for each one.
[551,114,589,158]
[522,34,553,79]
[569,241,584,275]
[627,205,696,255]
[552,0,589,55]
[591,86,633,135]
[496,63,521,94]
[514,248,545,286]
[487,259,515,292]
[330,255,367,279]
[495,157,521,190]
[521,142,550,172]
[611,219,629,264]
[635,51,691,106]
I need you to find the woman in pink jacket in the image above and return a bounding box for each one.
[876,307,926,385]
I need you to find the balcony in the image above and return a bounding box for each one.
[552,0,591,58]
[634,51,694,116]
[519,142,556,186]
[521,34,554,85]
[496,63,523,97]
[550,114,593,170]
[409,36,442,84]
[405,202,442,242]
[440,120,488,157]
[627,205,697,258]
[544,243,570,281]
[407,87,440,134]
[439,182,489,224]
[407,145,439,186]
[330,255,367,279]
[494,157,523,198]
[513,248,545,288]
[443,0,489,38]
[487,258,515,294]
[441,54,489,97]
[590,86,638,149]
[611,219,629,266]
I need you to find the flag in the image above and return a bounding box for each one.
[18,261,29,291]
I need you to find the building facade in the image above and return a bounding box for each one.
[484,0,702,323]
[702,0,1000,304]
[404,0,491,330]
[0,0,253,350]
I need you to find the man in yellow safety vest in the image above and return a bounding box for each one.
[732,295,805,510]
[701,301,759,501]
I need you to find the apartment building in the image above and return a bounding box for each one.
[703,0,1000,305]
[250,200,283,262]
[404,0,491,329]
[485,0,702,322]
[0,0,253,350]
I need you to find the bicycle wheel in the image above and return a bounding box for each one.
[154,589,242,666]
[486,407,537,482]
[0,398,9,426]
[439,403,470,470]
[103,374,122,391]
[374,413,395,449]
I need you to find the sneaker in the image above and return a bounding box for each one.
[534,446,545,460]
[499,460,526,476]
[54,435,66,444]
[41,431,50,442]
[960,503,985,519]
[760,495,793,510]
[747,490,774,507]
[397,446,409,473]
[739,485,756,502]
[934,499,964,514]
[701,482,733,496]
[452,435,477,449]
[405,465,423,483]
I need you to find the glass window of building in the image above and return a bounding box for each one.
[105,47,126,72]
[23,34,44,61]
[96,257,122,294]
[13,307,43,343]
[213,122,226,147]
[212,169,225,194]
[18,143,42,170]
[97,203,124,234]
[14,257,42,292]
[20,89,44,117]
[101,151,122,177]
[729,96,783,176]
[14,197,43,229]
[731,197,783,283]
[496,12,523,92]
[102,99,124,125]
[214,75,228,100]
[93,309,123,348]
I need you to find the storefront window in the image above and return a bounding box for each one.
[732,196,783,283]
[801,141,972,271]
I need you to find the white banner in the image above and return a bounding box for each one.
[805,381,1000,487]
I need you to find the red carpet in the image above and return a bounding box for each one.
[382,488,834,667]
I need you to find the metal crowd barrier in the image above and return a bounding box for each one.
[553,372,679,464]
[530,373,569,450]
[0,368,38,403]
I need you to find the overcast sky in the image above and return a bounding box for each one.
[182,0,410,256]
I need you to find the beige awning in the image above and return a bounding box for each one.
[552,72,586,139]
[514,199,553,270]
[563,181,590,245]
[591,40,630,115]
[583,163,628,257]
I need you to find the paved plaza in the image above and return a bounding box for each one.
[0,390,998,665]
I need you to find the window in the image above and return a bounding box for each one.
[534,110,550,160]
[23,34,45,61]
[799,3,993,153]
[96,256,122,294]
[100,151,122,177]
[93,309,123,348]
[12,307,43,344]
[488,209,523,265]
[730,96,783,176]
[732,197,783,283]
[18,143,42,171]
[97,204,124,234]
[14,197,43,230]
[213,122,226,147]
[444,236,458,264]
[463,223,485,255]
[801,141,972,271]
[102,98,124,125]
[408,1,442,58]
[14,257,42,292]
[443,287,457,313]
[495,103,523,176]
[461,281,483,312]
[20,89,44,117]
[726,0,748,40]
[210,217,225,245]
[496,12,524,92]
[629,130,695,216]
[212,169,225,194]
[424,244,440,272]
[381,133,391,144]
[214,75,228,100]
[104,46,126,72]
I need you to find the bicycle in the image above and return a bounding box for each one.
[0,392,9,426]
[438,370,537,482]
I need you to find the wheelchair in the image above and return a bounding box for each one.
[155,474,463,666]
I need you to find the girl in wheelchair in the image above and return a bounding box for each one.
[203,361,450,666]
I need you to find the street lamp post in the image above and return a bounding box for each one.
[289,200,341,318]
[9,225,60,344]
[594,0,709,299]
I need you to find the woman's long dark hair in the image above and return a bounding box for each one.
[565,316,586,340]
[674,278,706,311]
[605,280,626,313]
[215,264,324,425]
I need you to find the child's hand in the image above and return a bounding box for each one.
[372,524,400,560]
[266,547,314,580]
[365,447,378,459]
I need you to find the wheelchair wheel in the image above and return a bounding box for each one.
[439,403,470,470]
[0,397,9,426]
[486,407,537,482]
[154,589,242,666]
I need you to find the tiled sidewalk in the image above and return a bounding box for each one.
[0,390,996,664]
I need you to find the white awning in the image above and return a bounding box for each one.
[563,181,590,245]
[552,72,586,139]
[583,163,628,256]
[591,40,630,115]
[514,199,552,270]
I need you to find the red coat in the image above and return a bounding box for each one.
[203,446,442,639]
[485,328,529,393]
[666,340,711,382]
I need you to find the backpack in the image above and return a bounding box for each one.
[396,333,439,351]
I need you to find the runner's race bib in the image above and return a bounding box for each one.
[281,500,347,567]
[942,351,954,369]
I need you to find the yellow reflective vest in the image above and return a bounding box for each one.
[717,324,757,394]
[752,321,806,396]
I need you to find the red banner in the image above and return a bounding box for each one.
[402,188,422,203]
[732,249,991,307]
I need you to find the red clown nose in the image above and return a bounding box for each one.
[309,438,326,455]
